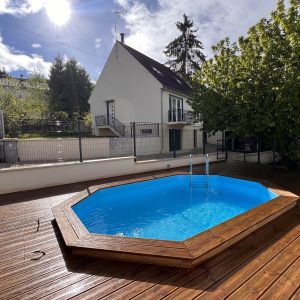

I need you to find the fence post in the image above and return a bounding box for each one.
[257,137,261,164]
[202,130,206,154]
[173,128,176,158]
[132,122,137,162]
[78,120,83,163]
[272,134,276,166]
[225,138,228,161]
[0,109,4,139]
[243,138,246,163]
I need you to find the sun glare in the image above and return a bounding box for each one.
[45,0,71,26]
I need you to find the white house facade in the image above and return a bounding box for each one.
[89,36,210,154]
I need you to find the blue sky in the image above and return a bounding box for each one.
[0,0,278,81]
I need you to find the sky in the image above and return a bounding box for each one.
[0,0,279,82]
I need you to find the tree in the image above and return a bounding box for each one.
[26,73,49,119]
[164,14,205,81]
[0,86,49,136]
[190,0,300,166]
[48,55,65,112]
[48,56,92,118]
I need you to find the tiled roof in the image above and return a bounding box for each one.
[120,42,192,95]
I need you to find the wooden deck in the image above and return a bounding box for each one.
[0,161,300,299]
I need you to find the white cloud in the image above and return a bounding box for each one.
[95,38,102,49]
[32,43,42,48]
[116,0,278,62]
[0,36,51,77]
[0,0,44,16]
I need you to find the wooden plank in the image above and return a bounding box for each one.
[0,259,67,293]
[0,224,57,244]
[0,252,65,280]
[132,208,300,300]
[72,246,192,268]
[186,195,297,250]
[85,232,184,249]
[162,215,300,299]
[187,196,297,261]
[0,230,59,255]
[194,228,300,299]
[100,266,179,300]
[291,287,300,300]
[10,261,110,300]
[259,257,300,300]
[13,261,133,300]
[1,258,106,299]
[0,244,63,271]
[227,237,300,300]
[72,237,191,259]
[42,264,148,300]
[52,205,78,245]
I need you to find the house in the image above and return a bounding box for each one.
[0,71,47,99]
[89,34,220,155]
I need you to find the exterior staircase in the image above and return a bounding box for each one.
[94,114,126,137]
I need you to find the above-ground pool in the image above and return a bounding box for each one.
[54,173,298,268]
[72,175,278,241]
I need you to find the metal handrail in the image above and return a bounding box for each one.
[95,114,125,136]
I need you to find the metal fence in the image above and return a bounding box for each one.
[0,118,225,169]
[218,136,275,164]
[5,119,92,138]
[0,119,165,168]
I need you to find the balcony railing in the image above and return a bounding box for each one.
[168,109,194,123]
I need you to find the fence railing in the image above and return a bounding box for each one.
[5,119,92,137]
[130,122,159,137]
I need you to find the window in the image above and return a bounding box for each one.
[169,95,183,122]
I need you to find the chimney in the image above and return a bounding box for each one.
[120,33,125,44]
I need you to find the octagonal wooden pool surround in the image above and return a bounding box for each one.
[53,172,299,268]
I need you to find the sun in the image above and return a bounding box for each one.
[45,0,71,26]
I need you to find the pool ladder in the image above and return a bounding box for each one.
[189,153,210,188]
[205,154,209,175]
[189,154,193,186]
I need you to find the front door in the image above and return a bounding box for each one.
[106,100,115,125]
[169,129,181,151]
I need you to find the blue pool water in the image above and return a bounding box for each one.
[72,175,278,241]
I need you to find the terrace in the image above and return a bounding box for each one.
[0,161,299,299]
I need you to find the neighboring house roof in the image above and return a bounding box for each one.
[119,42,192,95]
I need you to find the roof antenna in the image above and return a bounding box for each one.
[113,9,127,41]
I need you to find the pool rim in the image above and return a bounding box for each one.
[53,171,299,268]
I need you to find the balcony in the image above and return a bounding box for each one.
[168,109,195,124]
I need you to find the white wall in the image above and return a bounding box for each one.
[161,124,203,153]
[207,131,223,144]
[15,137,163,163]
[18,138,111,162]
[0,154,220,194]
[89,42,162,124]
